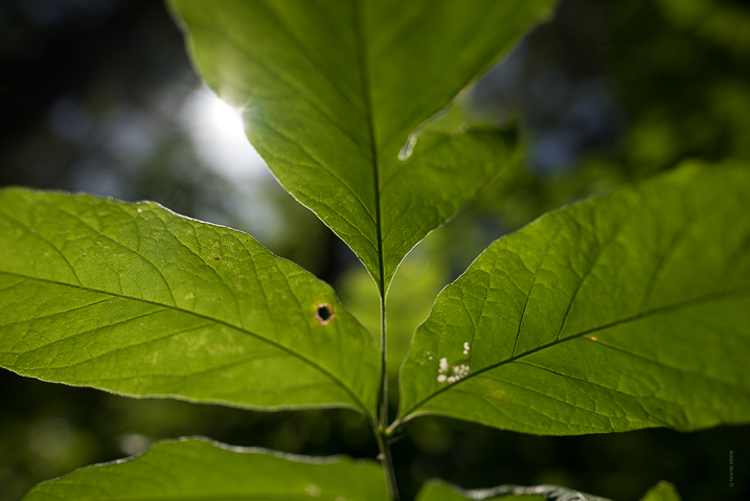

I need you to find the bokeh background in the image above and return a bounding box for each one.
[1,0,749,500]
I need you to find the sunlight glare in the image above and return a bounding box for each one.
[208,95,245,138]
[182,87,267,181]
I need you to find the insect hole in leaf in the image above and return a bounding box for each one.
[315,303,335,326]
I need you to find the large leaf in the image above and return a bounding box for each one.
[0,189,379,418]
[398,162,750,434]
[22,437,387,501]
[416,480,610,501]
[168,0,555,293]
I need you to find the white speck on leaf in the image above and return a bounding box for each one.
[453,364,470,379]
[305,484,321,497]
[438,362,470,384]
[439,357,448,372]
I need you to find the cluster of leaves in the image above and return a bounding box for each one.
[1,1,748,500]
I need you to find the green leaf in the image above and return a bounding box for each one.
[22,437,388,501]
[0,189,379,418]
[398,162,750,434]
[638,481,681,501]
[416,480,610,501]
[167,0,555,293]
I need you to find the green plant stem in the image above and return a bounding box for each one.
[374,428,399,501]
[378,295,388,427]
[375,289,400,499]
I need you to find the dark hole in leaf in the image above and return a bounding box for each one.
[317,306,332,321]
[315,303,335,326]
[214,257,220,261]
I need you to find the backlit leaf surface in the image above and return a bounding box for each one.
[0,189,379,418]
[168,0,555,292]
[22,437,387,501]
[399,163,750,434]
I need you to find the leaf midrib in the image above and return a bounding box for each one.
[353,0,384,295]
[0,270,372,419]
[401,286,750,418]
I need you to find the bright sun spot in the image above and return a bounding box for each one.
[207,96,245,137]
[182,87,267,181]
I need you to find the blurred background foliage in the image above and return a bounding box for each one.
[0,0,748,500]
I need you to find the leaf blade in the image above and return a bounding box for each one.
[399,162,750,434]
[168,0,555,292]
[22,437,388,501]
[0,189,379,418]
